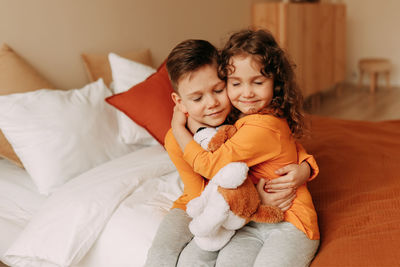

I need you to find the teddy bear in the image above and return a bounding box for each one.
[186,125,284,251]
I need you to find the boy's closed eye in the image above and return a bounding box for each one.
[192,96,202,102]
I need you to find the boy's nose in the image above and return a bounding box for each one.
[206,95,219,108]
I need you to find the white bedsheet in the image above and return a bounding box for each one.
[1,146,183,267]
[0,159,45,227]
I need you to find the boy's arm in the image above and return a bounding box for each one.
[164,130,207,198]
[295,142,319,181]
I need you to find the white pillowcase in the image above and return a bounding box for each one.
[108,52,158,146]
[0,79,131,195]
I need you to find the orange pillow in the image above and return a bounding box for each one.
[0,43,55,168]
[106,63,174,145]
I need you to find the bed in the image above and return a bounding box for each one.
[1,44,400,267]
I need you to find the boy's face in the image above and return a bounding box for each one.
[172,64,231,127]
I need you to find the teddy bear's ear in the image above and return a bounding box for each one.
[207,125,237,152]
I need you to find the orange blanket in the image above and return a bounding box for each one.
[302,116,400,267]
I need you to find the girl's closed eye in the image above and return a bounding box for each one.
[214,88,225,94]
[231,82,240,87]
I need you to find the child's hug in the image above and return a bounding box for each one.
[145,29,319,267]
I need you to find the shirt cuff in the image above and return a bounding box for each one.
[301,154,319,181]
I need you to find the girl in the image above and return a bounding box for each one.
[172,29,319,267]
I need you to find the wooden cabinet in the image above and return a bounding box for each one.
[252,2,346,98]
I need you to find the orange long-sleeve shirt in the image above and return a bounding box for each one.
[179,114,319,240]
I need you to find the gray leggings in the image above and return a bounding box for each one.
[145,209,319,267]
[145,208,217,267]
[215,222,319,267]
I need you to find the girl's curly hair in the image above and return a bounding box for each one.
[219,29,305,139]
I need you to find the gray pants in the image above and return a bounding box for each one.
[216,221,319,267]
[144,208,216,267]
[145,209,319,267]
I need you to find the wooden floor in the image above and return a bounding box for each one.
[304,83,400,121]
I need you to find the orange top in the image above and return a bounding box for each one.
[165,115,319,239]
[181,114,319,240]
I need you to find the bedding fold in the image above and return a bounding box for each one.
[3,145,176,267]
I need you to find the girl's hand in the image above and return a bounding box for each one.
[171,105,187,129]
[171,105,194,151]
[264,162,311,192]
[257,179,296,212]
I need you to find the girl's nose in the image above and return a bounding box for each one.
[242,85,255,98]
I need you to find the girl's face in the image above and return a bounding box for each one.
[226,54,274,115]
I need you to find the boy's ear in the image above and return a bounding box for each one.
[171,92,188,113]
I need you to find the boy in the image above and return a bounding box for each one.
[144,39,317,267]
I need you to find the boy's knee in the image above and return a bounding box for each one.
[177,241,218,267]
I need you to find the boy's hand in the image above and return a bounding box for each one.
[257,179,296,212]
[171,105,187,129]
[265,162,311,192]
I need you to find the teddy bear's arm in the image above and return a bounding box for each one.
[207,125,237,152]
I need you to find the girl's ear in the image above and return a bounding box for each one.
[171,92,188,113]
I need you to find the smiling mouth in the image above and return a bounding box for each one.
[206,110,224,117]
[239,100,259,104]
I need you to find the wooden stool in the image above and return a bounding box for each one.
[358,58,391,93]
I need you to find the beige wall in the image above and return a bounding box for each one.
[342,0,400,86]
[2,0,399,89]
[0,0,251,89]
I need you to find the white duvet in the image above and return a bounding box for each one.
[2,145,183,267]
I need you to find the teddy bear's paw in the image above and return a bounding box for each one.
[194,229,235,252]
[212,162,249,188]
[189,211,227,237]
[222,211,247,230]
[186,197,205,218]
[189,191,230,236]
[187,182,218,217]
[251,205,285,223]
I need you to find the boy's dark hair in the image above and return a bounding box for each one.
[166,39,219,92]
[220,29,305,138]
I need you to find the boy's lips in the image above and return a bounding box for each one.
[206,110,224,117]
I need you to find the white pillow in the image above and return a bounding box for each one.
[108,52,158,146]
[0,79,132,195]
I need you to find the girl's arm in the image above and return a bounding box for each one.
[264,142,319,191]
[182,120,282,179]
[295,142,319,181]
